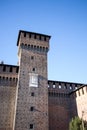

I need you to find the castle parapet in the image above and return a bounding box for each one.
[0,64,18,87]
[17,30,51,53]
[0,64,19,74]
[48,80,84,95]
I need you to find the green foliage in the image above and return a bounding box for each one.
[69,116,87,130]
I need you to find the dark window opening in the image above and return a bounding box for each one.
[31,56,34,60]
[32,68,35,72]
[30,106,34,111]
[16,67,19,73]
[31,92,34,96]
[30,124,33,129]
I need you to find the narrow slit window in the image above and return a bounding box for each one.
[31,56,34,60]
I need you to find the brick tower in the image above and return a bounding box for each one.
[14,30,51,130]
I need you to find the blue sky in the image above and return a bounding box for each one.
[0,0,87,83]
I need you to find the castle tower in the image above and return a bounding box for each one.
[14,30,51,130]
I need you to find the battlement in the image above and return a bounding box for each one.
[17,30,51,53]
[0,64,19,74]
[70,84,87,97]
[48,80,83,94]
[0,64,18,87]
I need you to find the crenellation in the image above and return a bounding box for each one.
[17,30,50,50]
[31,33,35,39]
[75,86,87,97]
[0,64,18,88]
[0,64,19,74]
[48,80,83,92]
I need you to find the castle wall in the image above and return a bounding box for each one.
[48,80,82,130]
[0,64,18,130]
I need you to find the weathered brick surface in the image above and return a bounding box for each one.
[15,31,50,130]
[48,81,83,130]
[0,86,16,130]
[0,64,18,130]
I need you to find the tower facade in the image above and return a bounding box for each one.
[14,30,51,130]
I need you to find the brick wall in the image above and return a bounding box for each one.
[0,64,18,130]
[48,81,83,130]
[15,30,50,130]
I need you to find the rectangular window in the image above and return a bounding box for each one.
[31,56,34,60]
[30,106,34,111]
[31,92,34,96]
[30,124,33,129]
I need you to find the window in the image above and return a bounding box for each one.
[31,56,34,60]
[30,124,33,129]
[30,106,34,111]
[29,73,38,87]
[32,68,35,72]
[16,67,19,73]
[31,92,34,96]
